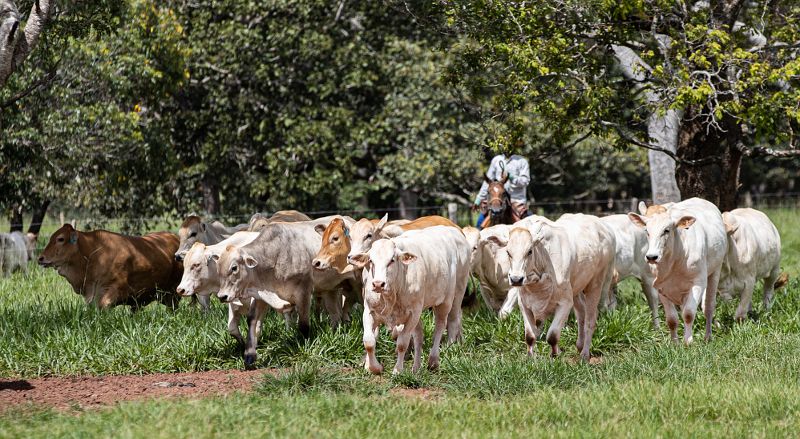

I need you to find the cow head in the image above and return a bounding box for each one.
[38,224,80,268]
[347,214,388,265]
[176,242,215,297]
[175,216,206,262]
[215,245,258,303]
[349,239,416,294]
[486,226,551,287]
[628,211,695,265]
[312,218,351,273]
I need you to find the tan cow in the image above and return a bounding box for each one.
[38,224,183,310]
[347,214,459,264]
[248,210,312,232]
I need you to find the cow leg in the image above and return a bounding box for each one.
[341,281,361,324]
[703,272,719,342]
[227,303,245,345]
[546,301,572,358]
[197,294,211,311]
[573,293,587,354]
[478,283,500,313]
[498,287,519,319]
[319,290,343,330]
[682,284,704,345]
[734,279,756,323]
[293,285,312,338]
[243,300,268,370]
[393,322,416,375]
[446,275,469,343]
[763,267,781,311]
[519,301,538,356]
[362,307,383,374]
[580,287,603,362]
[641,277,660,330]
[159,292,181,311]
[660,294,679,342]
[428,304,451,371]
[411,322,424,373]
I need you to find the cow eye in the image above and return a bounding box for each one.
[231,265,238,273]
[662,228,669,236]
[57,237,65,243]
[366,233,372,239]
[189,232,197,238]
[388,258,394,265]
[332,236,339,242]
[527,249,533,257]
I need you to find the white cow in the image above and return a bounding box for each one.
[176,232,291,344]
[0,231,31,276]
[600,214,660,329]
[466,224,514,316]
[628,197,728,344]
[349,226,470,374]
[720,208,786,321]
[487,214,616,361]
[215,217,357,368]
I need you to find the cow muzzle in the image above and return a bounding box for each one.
[371,280,386,292]
[312,258,329,271]
[645,254,660,264]
[37,256,52,267]
[509,274,525,286]
[175,252,185,262]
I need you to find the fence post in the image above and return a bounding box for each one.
[630,197,639,214]
[59,212,65,227]
[447,203,458,225]
[744,192,753,208]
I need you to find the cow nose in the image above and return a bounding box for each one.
[175,253,184,262]
[38,256,44,262]
[312,259,323,269]
[218,294,230,303]
[509,275,524,286]
[646,254,659,263]
[372,280,386,290]
[177,287,186,296]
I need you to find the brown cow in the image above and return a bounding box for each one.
[38,224,183,310]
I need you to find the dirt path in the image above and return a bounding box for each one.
[0,369,271,412]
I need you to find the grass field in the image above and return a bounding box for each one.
[0,208,798,437]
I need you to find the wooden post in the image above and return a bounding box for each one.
[59,211,65,227]
[744,192,753,208]
[630,197,639,214]
[447,203,458,225]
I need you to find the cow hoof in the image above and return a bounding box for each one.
[367,364,383,375]
[427,357,439,371]
[244,354,257,370]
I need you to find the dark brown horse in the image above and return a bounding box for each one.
[480,174,517,228]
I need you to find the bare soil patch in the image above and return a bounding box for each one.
[0,369,271,412]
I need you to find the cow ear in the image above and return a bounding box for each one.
[484,235,507,248]
[677,216,696,229]
[638,201,648,215]
[628,213,647,228]
[314,224,327,236]
[399,252,417,265]
[210,253,220,262]
[349,253,370,269]
[243,254,259,268]
[69,231,78,244]
[375,214,388,231]
[722,213,738,235]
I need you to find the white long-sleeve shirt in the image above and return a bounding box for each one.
[474,154,531,204]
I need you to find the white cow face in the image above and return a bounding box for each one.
[177,243,213,297]
[346,215,388,265]
[486,227,548,287]
[176,217,207,261]
[350,239,416,293]
[628,212,695,264]
[216,246,258,303]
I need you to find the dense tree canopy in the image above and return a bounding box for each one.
[1,0,797,230]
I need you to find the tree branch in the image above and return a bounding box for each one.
[0,0,52,87]
[0,65,55,108]
[601,120,720,166]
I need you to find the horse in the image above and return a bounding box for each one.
[480,174,517,228]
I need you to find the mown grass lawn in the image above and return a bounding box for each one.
[0,208,798,437]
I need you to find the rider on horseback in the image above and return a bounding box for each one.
[472,152,531,229]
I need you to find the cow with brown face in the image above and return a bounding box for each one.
[38,224,183,310]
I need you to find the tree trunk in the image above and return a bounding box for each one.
[9,204,23,232]
[202,176,221,215]
[0,0,53,87]
[398,189,418,220]
[676,109,742,212]
[27,200,50,235]
[647,109,682,204]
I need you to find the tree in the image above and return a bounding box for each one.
[442,0,800,210]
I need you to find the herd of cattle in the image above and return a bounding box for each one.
[0,198,788,373]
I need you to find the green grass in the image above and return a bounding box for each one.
[0,208,798,437]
